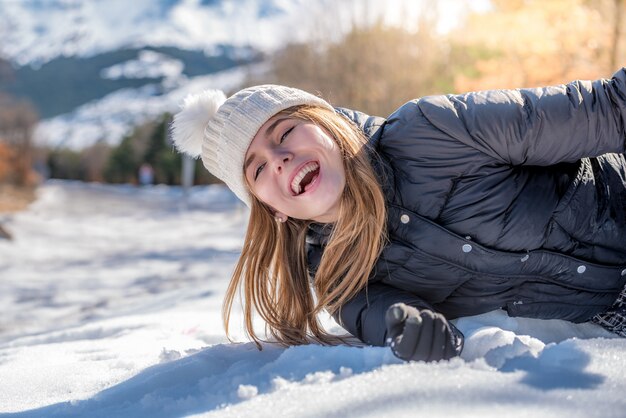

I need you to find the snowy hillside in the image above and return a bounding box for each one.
[33,64,257,150]
[1,181,625,417]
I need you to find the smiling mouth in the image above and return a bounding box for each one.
[291,162,320,195]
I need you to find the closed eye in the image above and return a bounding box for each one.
[280,126,294,143]
[254,162,266,180]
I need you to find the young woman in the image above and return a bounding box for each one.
[171,69,626,362]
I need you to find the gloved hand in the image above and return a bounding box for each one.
[385,302,458,362]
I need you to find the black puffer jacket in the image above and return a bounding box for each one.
[307,68,626,350]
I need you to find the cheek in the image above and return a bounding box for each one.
[250,180,281,207]
[313,131,342,167]
[318,132,338,152]
[328,146,345,180]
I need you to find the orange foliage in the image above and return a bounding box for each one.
[452,0,625,91]
[0,141,15,183]
[0,93,39,186]
[0,139,40,186]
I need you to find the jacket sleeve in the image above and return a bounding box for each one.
[306,234,464,355]
[414,67,626,165]
[333,281,464,355]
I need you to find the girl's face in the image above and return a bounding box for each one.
[244,114,346,223]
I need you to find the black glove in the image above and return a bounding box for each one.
[385,302,459,362]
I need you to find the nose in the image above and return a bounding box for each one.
[270,150,291,174]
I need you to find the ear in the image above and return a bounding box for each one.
[274,211,288,223]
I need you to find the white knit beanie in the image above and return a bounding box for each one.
[171,85,334,206]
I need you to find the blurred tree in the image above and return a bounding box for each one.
[0,142,14,182]
[143,113,182,184]
[80,141,112,182]
[604,0,625,70]
[0,93,39,186]
[246,0,458,117]
[103,135,137,183]
[47,148,84,180]
[99,113,219,185]
[144,116,168,167]
[47,143,112,182]
[154,146,181,185]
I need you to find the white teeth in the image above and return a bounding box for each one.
[291,162,319,195]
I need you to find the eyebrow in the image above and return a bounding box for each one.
[244,153,256,173]
[243,117,289,173]
[265,117,288,139]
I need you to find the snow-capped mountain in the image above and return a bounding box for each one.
[0,0,433,150]
[34,63,262,149]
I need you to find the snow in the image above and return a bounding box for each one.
[1,180,625,417]
[100,50,184,81]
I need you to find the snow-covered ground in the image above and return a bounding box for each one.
[0,180,625,418]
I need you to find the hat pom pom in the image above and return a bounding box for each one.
[171,89,227,157]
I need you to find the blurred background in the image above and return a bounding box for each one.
[0,0,624,214]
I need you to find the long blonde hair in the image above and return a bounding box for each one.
[222,105,387,347]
